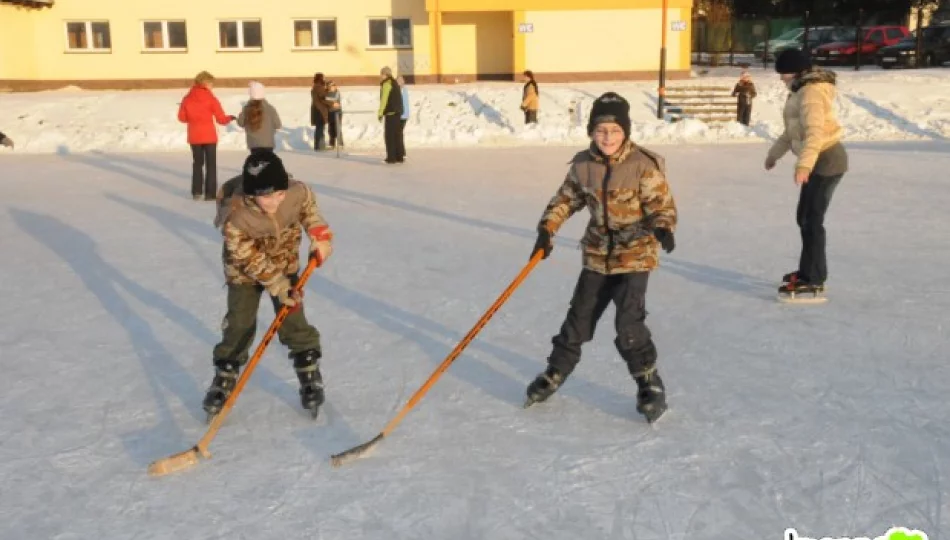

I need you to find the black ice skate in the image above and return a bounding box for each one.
[524,366,566,408]
[781,271,826,292]
[778,280,827,304]
[293,349,325,419]
[635,370,667,423]
[203,359,240,423]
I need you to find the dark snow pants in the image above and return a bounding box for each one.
[796,172,843,285]
[548,269,657,378]
[212,275,322,367]
[190,143,217,199]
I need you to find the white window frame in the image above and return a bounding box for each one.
[64,20,111,53]
[141,20,188,52]
[366,17,413,49]
[291,18,338,50]
[217,19,263,52]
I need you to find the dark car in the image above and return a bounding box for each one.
[877,25,950,68]
[813,25,909,65]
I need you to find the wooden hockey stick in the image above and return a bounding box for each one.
[147,256,319,477]
[330,250,545,467]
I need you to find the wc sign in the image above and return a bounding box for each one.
[518,23,534,33]
[671,20,687,31]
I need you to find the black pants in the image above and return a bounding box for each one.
[399,118,407,158]
[328,111,343,147]
[190,143,217,199]
[796,172,843,285]
[384,114,403,162]
[313,114,327,150]
[737,101,752,126]
[525,110,538,124]
[548,269,657,378]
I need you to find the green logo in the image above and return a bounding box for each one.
[786,527,929,540]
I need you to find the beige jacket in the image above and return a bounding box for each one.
[766,69,843,173]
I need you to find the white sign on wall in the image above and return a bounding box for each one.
[518,23,534,33]
[671,20,687,31]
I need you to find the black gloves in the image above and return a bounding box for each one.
[531,226,553,260]
[654,228,675,253]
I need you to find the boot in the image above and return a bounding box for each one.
[524,365,567,408]
[203,359,240,421]
[292,349,324,418]
[634,369,667,423]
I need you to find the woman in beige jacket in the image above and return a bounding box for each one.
[766,49,848,300]
[521,70,539,124]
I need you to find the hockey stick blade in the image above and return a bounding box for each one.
[147,445,211,477]
[330,433,384,467]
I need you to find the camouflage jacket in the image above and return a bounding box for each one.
[214,176,330,289]
[539,141,677,274]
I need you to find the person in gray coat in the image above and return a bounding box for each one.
[237,81,282,153]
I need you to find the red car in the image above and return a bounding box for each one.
[812,25,909,65]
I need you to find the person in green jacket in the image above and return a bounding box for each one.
[378,66,404,164]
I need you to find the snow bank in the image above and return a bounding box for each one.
[2,66,949,154]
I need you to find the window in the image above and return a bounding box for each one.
[143,20,187,50]
[885,28,904,40]
[65,21,111,51]
[218,20,262,50]
[293,19,337,49]
[868,30,884,44]
[367,17,412,48]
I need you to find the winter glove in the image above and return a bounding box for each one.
[654,228,675,253]
[531,225,553,260]
[0,136,12,148]
[266,275,299,308]
[308,226,333,267]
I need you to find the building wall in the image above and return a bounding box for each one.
[522,8,689,76]
[0,6,39,81]
[441,11,512,78]
[0,0,433,86]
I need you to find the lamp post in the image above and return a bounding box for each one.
[657,0,668,119]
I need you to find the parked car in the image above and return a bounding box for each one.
[754,27,838,60]
[877,25,950,68]
[813,25,909,65]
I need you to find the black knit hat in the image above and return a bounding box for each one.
[587,92,631,140]
[242,150,289,196]
[775,48,812,74]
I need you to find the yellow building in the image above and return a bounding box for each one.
[0,0,693,90]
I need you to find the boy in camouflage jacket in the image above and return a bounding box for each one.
[525,92,677,423]
[203,150,333,419]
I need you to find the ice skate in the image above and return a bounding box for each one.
[524,366,566,408]
[293,349,324,419]
[635,370,667,423]
[778,280,827,304]
[202,360,239,423]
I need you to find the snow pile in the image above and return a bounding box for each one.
[2,67,950,154]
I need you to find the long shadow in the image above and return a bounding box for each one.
[847,95,946,141]
[105,193,221,277]
[57,147,190,199]
[10,209,208,464]
[457,90,515,132]
[308,180,579,248]
[660,257,775,297]
[306,273,640,424]
[95,150,244,184]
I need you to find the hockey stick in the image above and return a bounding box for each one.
[147,256,319,477]
[330,250,545,467]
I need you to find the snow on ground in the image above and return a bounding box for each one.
[1,67,950,154]
[1,142,949,539]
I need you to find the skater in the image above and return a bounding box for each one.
[178,71,235,201]
[237,81,282,153]
[204,149,334,419]
[310,73,331,151]
[0,130,13,149]
[525,92,677,423]
[732,70,757,126]
[397,75,410,160]
[521,70,539,124]
[325,80,344,150]
[377,67,404,163]
[765,49,847,301]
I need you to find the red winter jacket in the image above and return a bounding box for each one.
[177,85,232,145]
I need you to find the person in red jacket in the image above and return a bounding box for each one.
[178,71,235,201]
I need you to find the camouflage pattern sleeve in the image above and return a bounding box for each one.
[223,220,285,289]
[539,168,586,234]
[638,167,677,232]
[299,186,332,244]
